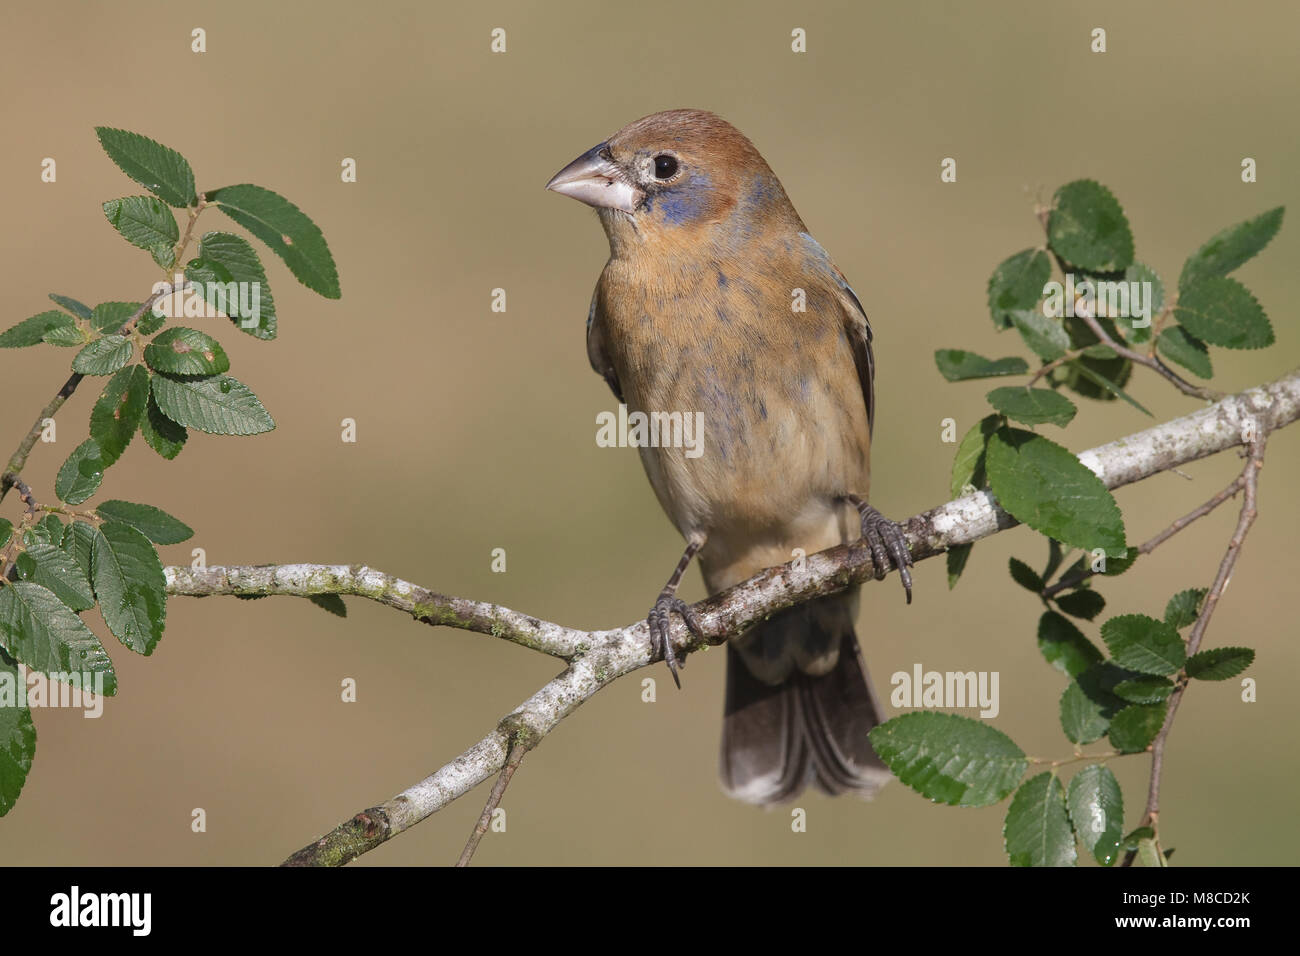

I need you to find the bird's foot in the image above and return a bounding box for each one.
[648,592,704,689]
[850,499,914,604]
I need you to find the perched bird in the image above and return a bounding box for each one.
[546,109,912,805]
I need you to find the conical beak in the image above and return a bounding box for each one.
[545,143,642,213]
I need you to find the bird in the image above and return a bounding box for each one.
[546,109,912,805]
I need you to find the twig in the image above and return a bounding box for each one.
[455,742,528,867]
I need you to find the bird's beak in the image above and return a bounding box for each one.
[545,143,642,214]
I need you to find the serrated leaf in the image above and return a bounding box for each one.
[62,521,96,579]
[1179,207,1284,290]
[950,414,999,498]
[94,127,197,208]
[1185,647,1254,681]
[0,656,36,817]
[1113,676,1174,704]
[1004,772,1075,867]
[101,196,179,253]
[1098,546,1140,576]
[42,324,88,347]
[985,426,1126,555]
[29,515,65,548]
[988,249,1051,329]
[1164,588,1206,629]
[1064,357,1151,415]
[1060,681,1111,744]
[1101,614,1186,675]
[0,519,12,549]
[987,386,1077,427]
[15,540,94,611]
[1156,327,1213,379]
[206,184,340,298]
[1047,180,1134,272]
[1038,612,1104,678]
[1067,765,1123,866]
[90,301,141,334]
[868,712,1028,807]
[934,350,1028,382]
[1056,588,1105,621]
[1009,309,1070,361]
[1108,702,1167,753]
[0,582,116,695]
[137,312,165,336]
[1121,826,1155,850]
[150,373,274,436]
[946,543,972,589]
[1009,557,1043,592]
[143,327,230,376]
[95,500,192,545]
[308,594,347,617]
[72,335,133,375]
[0,311,75,348]
[48,294,93,320]
[89,365,149,466]
[90,523,166,655]
[139,391,187,460]
[1174,277,1273,349]
[1115,263,1162,344]
[55,439,105,505]
[184,232,277,339]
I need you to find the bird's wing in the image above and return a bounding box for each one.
[586,286,624,403]
[835,270,875,438]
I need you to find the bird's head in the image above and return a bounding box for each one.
[546,109,802,256]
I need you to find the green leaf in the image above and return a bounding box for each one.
[151,373,275,436]
[1179,206,1284,290]
[90,301,141,334]
[1156,327,1213,379]
[1047,180,1135,272]
[1008,557,1043,592]
[1185,647,1254,681]
[1060,681,1111,745]
[1108,702,1167,753]
[946,543,972,589]
[94,127,197,208]
[1098,546,1140,576]
[137,312,165,336]
[1113,676,1174,704]
[1004,772,1076,867]
[89,365,150,466]
[986,386,1077,427]
[1063,357,1151,416]
[1115,263,1162,345]
[1067,765,1123,866]
[0,582,116,695]
[55,439,105,505]
[1101,614,1186,675]
[934,350,1028,382]
[95,500,193,545]
[1056,588,1105,621]
[140,392,187,460]
[101,196,179,256]
[868,712,1028,807]
[48,294,93,320]
[143,327,230,376]
[29,515,65,548]
[988,249,1051,329]
[62,521,96,580]
[1136,837,1167,868]
[0,519,12,549]
[950,414,999,498]
[1038,611,1104,678]
[1009,309,1070,361]
[0,311,74,348]
[184,232,277,339]
[206,184,340,298]
[1174,277,1273,349]
[985,427,1126,555]
[0,656,36,817]
[1164,588,1206,629]
[72,335,133,375]
[308,594,347,618]
[41,324,89,347]
[16,540,94,611]
[1121,826,1155,850]
[90,522,166,655]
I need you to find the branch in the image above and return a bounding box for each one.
[164,369,1300,865]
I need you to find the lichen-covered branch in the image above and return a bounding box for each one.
[160,369,1300,866]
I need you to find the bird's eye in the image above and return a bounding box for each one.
[653,154,679,179]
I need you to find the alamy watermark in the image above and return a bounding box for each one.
[0,668,105,718]
[596,404,705,459]
[150,273,262,328]
[1042,273,1153,326]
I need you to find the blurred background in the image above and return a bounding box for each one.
[0,0,1296,866]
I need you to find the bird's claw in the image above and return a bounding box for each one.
[856,504,914,604]
[648,593,703,689]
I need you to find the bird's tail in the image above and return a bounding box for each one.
[719,592,891,805]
